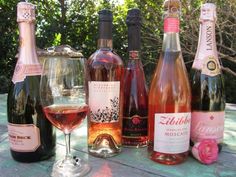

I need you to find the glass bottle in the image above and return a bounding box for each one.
[87,10,124,158]
[148,0,191,165]
[190,3,225,150]
[7,2,56,162]
[122,9,148,147]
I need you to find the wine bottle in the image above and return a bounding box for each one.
[87,10,124,158]
[122,9,148,147]
[7,2,56,162]
[190,3,225,148]
[148,0,191,165]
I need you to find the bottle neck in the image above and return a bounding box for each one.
[128,24,141,60]
[162,17,181,52]
[18,22,39,64]
[97,39,113,49]
[192,20,218,70]
[98,21,113,49]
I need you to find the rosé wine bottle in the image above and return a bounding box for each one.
[7,2,56,162]
[148,0,191,165]
[122,9,148,147]
[87,10,124,158]
[190,3,225,150]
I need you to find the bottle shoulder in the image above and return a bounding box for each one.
[9,76,40,98]
[88,49,124,66]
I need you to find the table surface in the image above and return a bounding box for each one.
[0,93,236,177]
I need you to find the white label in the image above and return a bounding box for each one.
[154,112,191,154]
[88,81,120,123]
[8,123,40,152]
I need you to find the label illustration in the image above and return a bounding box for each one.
[88,81,120,123]
[123,115,148,137]
[191,111,225,143]
[8,123,40,152]
[201,56,221,77]
[154,112,191,154]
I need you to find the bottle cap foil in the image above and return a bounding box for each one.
[17,2,36,23]
[200,3,217,22]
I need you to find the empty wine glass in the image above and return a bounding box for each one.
[40,56,91,177]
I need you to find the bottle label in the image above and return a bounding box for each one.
[123,115,148,137]
[129,51,140,60]
[164,18,180,33]
[88,81,120,123]
[191,111,224,143]
[12,63,42,84]
[201,56,221,76]
[154,112,191,154]
[8,123,40,152]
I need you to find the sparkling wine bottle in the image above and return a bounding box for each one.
[148,0,191,165]
[87,10,124,158]
[122,9,148,147]
[190,3,225,148]
[7,2,56,162]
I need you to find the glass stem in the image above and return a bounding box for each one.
[64,133,72,160]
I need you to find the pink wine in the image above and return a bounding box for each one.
[190,3,225,150]
[122,9,148,147]
[148,0,191,165]
[87,10,124,158]
[7,2,55,162]
[44,104,89,134]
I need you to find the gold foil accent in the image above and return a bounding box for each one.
[163,0,181,18]
[17,2,36,23]
[98,39,113,49]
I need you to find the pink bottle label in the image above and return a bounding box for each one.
[8,123,41,152]
[12,63,42,84]
[154,112,191,154]
[164,18,180,33]
[191,111,225,143]
[88,81,120,123]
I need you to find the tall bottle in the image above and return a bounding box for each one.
[7,2,56,162]
[87,10,124,158]
[148,0,191,165]
[190,3,225,148]
[122,9,148,147]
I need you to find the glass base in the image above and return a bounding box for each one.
[150,151,189,165]
[89,133,121,158]
[51,157,91,177]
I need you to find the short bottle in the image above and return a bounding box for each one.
[190,3,225,149]
[87,10,124,158]
[7,2,56,162]
[148,0,191,165]
[122,9,148,147]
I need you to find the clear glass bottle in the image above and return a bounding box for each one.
[190,3,225,150]
[7,2,56,162]
[122,9,148,147]
[148,0,191,165]
[87,10,124,158]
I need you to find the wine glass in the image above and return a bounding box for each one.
[40,56,91,177]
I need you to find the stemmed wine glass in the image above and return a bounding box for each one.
[40,56,91,177]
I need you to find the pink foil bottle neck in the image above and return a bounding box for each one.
[200,3,217,22]
[17,2,36,23]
